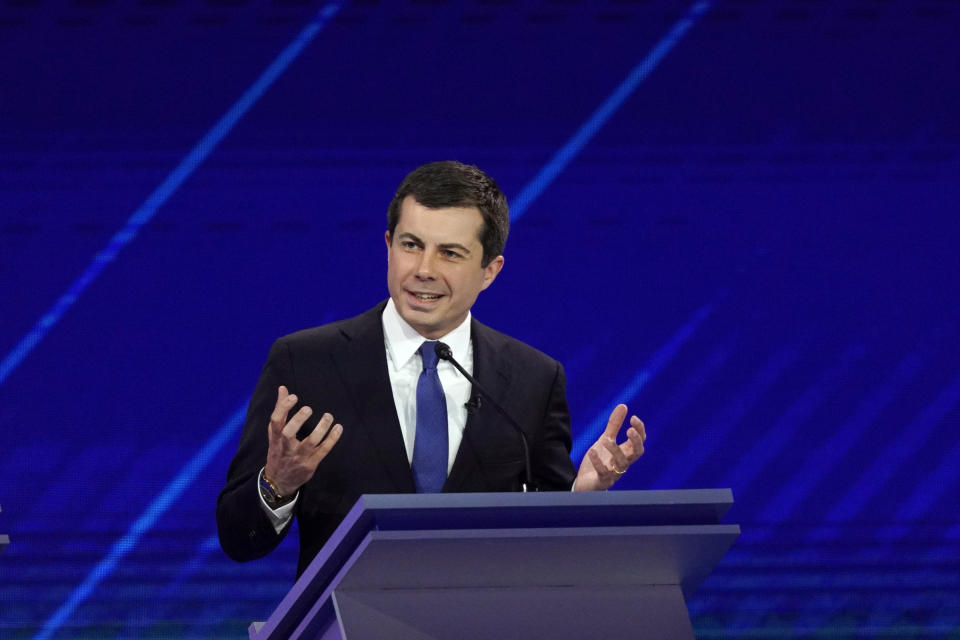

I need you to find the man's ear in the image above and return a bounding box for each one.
[480,255,505,291]
[385,231,392,254]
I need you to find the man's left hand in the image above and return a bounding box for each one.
[573,404,646,492]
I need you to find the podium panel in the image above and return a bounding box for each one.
[335,585,692,640]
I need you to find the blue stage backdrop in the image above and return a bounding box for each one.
[2,1,959,638]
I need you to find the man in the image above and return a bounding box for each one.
[217,161,646,576]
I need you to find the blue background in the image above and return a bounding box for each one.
[1,0,959,637]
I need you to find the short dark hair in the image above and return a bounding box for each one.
[387,161,509,267]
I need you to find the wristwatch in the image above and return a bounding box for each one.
[259,470,295,509]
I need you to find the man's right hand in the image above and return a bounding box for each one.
[264,385,343,496]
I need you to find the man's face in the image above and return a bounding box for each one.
[386,196,504,339]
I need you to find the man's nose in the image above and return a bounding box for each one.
[415,249,437,279]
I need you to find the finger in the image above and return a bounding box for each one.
[588,449,616,484]
[311,423,343,461]
[588,449,608,476]
[269,387,298,436]
[280,405,314,440]
[625,427,645,461]
[304,413,335,447]
[603,404,628,439]
[630,415,647,443]
[600,436,630,472]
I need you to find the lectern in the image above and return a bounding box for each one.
[250,490,738,640]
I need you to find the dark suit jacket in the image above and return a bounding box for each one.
[216,302,577,576]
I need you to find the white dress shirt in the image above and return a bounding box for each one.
[382,298,473,473]
[260,299,474,532]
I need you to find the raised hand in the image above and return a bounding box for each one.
[573,404,646,492]
[264,385,343,496]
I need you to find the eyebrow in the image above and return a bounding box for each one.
[438,242,472,255]
[397,232,472,255]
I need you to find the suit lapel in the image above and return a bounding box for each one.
[332,304,415,492]
[444,320,513,492]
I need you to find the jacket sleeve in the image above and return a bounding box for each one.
[216,339,295,562]
[531,360,578,491]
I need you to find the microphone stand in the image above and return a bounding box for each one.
[435,341,537,492]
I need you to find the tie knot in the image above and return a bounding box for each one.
[419,341,440,370]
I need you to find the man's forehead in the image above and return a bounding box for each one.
[396,197,484,243]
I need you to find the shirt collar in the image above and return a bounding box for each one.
[382,298,472,371]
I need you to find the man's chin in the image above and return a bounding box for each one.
[397,305,436,331]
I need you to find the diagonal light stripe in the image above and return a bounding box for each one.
[723,341,868,494]
[652,338,805,489]
[521,0,714,460]
[572,301,715,460]
[0,1,345,388]
[712,343,868,633]
[509,0,713,221]
[126,534,223,635]
[31,404,248,640]
[825,367,960,523]
[647,338,736,433]
[757,348,928,527]
[895,402,960,524]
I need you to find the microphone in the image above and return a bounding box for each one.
[464,395,482,415]
[434,341,537,492]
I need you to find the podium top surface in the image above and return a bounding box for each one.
[351,488,733,531]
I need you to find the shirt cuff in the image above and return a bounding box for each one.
[258,467,297,534]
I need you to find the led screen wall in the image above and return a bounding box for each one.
[1,1,958,637]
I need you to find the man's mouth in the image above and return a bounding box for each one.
[408,291,444,302]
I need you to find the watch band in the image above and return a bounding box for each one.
[259,471,294,508]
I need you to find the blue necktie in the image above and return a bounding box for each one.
[412,341,448,493]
